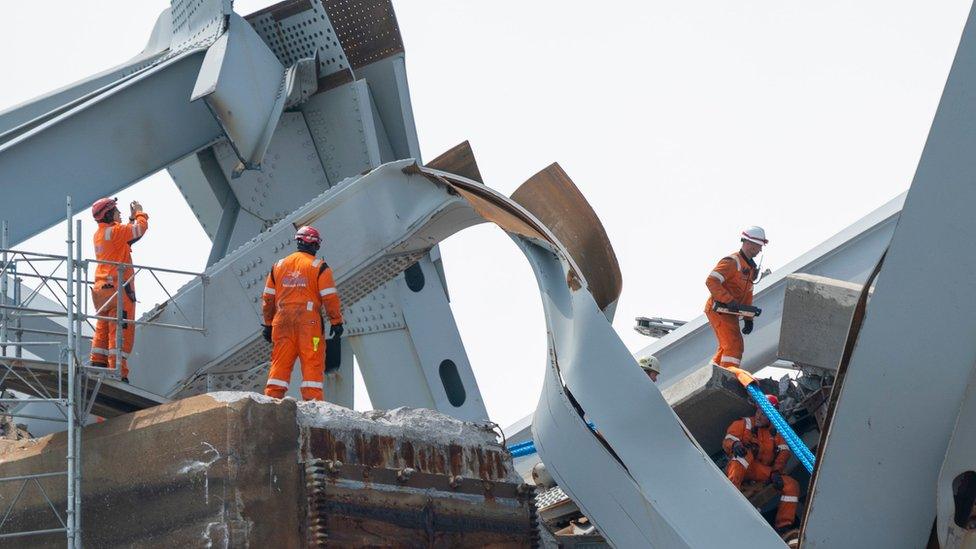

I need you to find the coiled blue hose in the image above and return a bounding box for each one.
[745,383,815,473]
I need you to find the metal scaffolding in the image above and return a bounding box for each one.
[0,197,207,547]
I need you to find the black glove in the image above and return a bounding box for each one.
[329,322,344,338]
[731,441,747,458]
[742,319,754,335]
[261,324,272,343]
[770,471,784,490]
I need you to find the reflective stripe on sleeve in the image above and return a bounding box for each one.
[263,287,276,295]
[721,356,741,365]
[730,254,742,270]
[319,287,337,297]
[312,259,322,268]
[744,418,752,430]
[733,456,749,468]
[301,381,323,389]
[709,271,726,283]
[89,348,110,356]
[724,434,740,442]
[266,379,289,389]
[104,227,113,240]
[777,444,789,451]
[780,495,799,503]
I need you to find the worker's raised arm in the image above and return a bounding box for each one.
[723,419,746,456]
[316,264,343,325]
[261,271,277,325]
[118,201,149,244]
[773,433,792,472]
[706,257,736,304]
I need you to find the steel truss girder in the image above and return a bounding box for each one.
[0,51,222,245]
[132,160,780,545]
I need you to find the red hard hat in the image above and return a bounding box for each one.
[91,197,117,220]
[295,225,322,245]
[766,394,779,408]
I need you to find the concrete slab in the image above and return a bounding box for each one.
[778,274,863,371]
[0,392,534,547]
[662,365,754,456]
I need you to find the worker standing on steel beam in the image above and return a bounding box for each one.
[723,394,800,530]
[704,226,766,370]
[261,226,344,401]
[639,356,662,382]
[88,198,148,383]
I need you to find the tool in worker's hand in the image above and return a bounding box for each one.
[712,301,762,318]
[732,441,747,458]
[325,335,341,373]
[742,318,754,334]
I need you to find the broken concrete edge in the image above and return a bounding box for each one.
[0,391,507,467]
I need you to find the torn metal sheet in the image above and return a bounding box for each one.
[510,163,623,316]
[131,158,781,545]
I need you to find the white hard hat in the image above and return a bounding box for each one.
[741,226,768,246]
[639,356,661,375]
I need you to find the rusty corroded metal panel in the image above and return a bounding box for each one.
[297,402,536,547]
[510,163,622,313]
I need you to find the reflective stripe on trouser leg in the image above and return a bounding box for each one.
[775,475,801,529]
[706,309,743,369]
[266,324,299,398]
[105,295,136,378]
[299,320,326,401]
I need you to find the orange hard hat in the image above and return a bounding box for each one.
[91,197,117,220]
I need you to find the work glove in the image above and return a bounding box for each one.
[742,319,754,335]
[769,471,785,490]
[731,441,747,458]
[329,322,344,338]
[261,324,272,343]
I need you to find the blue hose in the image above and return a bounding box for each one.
[507,422,596,458]
[745,384,815,473]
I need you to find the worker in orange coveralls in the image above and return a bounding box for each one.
[88,198,149,383]
[723,394,800,530]
[261,226,343,400]
[704,226,767,370]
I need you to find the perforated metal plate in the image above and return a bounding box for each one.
[247,1,350,78]
[322,0,404,69]
[171,0,232,51]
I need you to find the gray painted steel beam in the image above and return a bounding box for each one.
[803,3,976,545]
[0,51,222,245]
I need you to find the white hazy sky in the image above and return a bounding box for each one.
[1,1,970,428]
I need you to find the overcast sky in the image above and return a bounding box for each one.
[1,1,970,428]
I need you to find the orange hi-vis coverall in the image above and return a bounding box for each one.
[262,251,343,401]
[89,212,149,378]
[704,251,758,369]
[723,416,800,529]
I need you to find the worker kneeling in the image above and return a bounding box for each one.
[723,394,800,530]
[261,226,344,401]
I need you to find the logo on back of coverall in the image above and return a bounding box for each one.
[281,270,308,288]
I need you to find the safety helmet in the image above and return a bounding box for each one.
[92,197,118,221]
[765,394,779,408]
[741,226,768,246]
[295,226,322,245]
[638,355,661,375]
